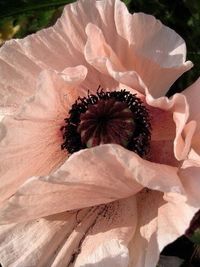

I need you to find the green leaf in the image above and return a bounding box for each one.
[0,0,75,18]
[190,229,200,244]
[123,0,132,6]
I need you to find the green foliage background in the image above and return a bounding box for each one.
[0,0,199,94]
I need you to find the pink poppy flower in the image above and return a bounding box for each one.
[0,0,200,266]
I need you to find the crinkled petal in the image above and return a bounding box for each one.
[56,197,136,267]
[157,191,198,251]
[182,148,200,168]
[146,85,195,166]
[0,0,119,110]
[0,117,65,205]
[0,40,42,112]
[83,13,193,143]
[17,68,86,120]
[179,165,200,208]
[84,23,147,93]
[83,0,193,97]
[1,0,192,110]
[84,23,124,74]
[114,0,193,97]
[0,197,136,267]
[183,77,200,155]
[0,209,89,267]
[0,69,86,203]
[128,190,162,267]
[146,91,196,161]
[0,144,184,224]
[129,189,196,267]
[75,240,129,267]
[163,158,200,246]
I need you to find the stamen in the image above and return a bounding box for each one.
[61,88,151,157]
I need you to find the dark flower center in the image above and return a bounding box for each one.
[78,98,135,148]
[61,88,151,157]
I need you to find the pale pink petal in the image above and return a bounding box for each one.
[179,165,200,207]
[17,68,85,120]
[84,23,146,93]
[75,240,129,267]
[183,77,200,130]
[0,144,184,224]
[0,117,66,205]
[0,198,136,267]
[183,77,200,154]
[84,22,145,94]
[0,0,192,111]
[146,91,196,161]
[61,27,194,165]
[146,83,195,166]
[182,148,200,168]
[157,154,200,249]
[83,0,193,97]
[0,0,118,110]
[57,0,126,64]
[19,0,120,92]
[0,40,42,112]
[52,197,136,267]
[0,69,87,202]
[114,0,193,97]
[106,60,146,93]
[84,19,192,100]
[128,190,162,267]
[157,191,198,251]
[129,189,196,267]
[84,23,124,74]
[0,209,92,267]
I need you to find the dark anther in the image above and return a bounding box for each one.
[61,87,151,157]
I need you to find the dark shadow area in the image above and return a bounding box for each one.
[161,235,200,267]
